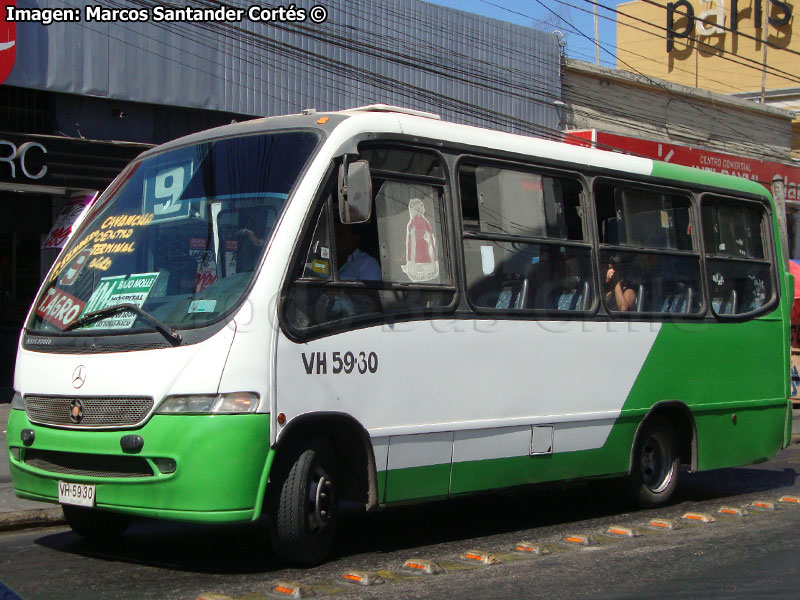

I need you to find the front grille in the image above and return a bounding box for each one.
[25,395,154,428]
[24,449,153,478]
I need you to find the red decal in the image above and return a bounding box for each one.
[0,1,16,85]
[193,270,217,293]
[59,249,91,286]
[35,287,86,330]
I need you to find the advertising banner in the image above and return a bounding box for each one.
[42,192,97,249]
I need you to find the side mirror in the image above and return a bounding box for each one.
[338,159,372,224]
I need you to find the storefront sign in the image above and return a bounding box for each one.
[0,1,15,85]
[565,129,800,199]
[0,132,150,190]
[0,138,47,180]
[666,0,793,51]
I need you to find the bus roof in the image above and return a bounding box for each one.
[138,105,770,201]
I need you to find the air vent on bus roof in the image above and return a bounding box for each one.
[342,104,441,120]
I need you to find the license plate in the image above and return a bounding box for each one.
[58,481,96,507]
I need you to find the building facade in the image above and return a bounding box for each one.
[616,0,799,158]
[0,0,562,389]
[614,0,800,267]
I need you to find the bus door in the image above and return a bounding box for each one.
[279,146,457,504]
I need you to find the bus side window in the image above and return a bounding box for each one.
[300,206,333,281]
[283,148,455,336]
[374,180,445,285]
[702,197,772,316]
[595,182,702,315]
[460,163,592,312]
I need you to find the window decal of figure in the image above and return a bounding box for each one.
[401,197,439,282]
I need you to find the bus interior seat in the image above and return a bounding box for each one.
[741,294,763,314]
[635,283,645,312]
[711,289,738,315]
[495,275,527,309]
[554,277,589,311]
[659,285,693,313]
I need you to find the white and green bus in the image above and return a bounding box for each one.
[6,105,793,565]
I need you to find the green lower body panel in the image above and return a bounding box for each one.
[6,409,272,523]
[379,400,788,505]
[449,420,638,496]
[384,463,451,502]
[694,402,787,471]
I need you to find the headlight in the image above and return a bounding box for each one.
[11,392,24,410]
[155,392,259,414]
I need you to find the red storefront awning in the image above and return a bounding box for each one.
[564,129,800,202]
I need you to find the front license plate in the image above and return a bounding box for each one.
[58,481,96,507]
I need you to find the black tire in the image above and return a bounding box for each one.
[268,440,339,566]
[627,417,681,508]
[62,505,131,539]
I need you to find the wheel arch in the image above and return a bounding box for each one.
[273,412,379,512]
[628,401,697,474]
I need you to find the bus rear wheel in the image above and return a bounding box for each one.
[268,439,339,566]
[62,505,131,539]
[628,417,681,508]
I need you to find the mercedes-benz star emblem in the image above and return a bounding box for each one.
[72,365,87,389]
[69,399,85,424]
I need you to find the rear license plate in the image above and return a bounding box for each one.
[58,481,95,507]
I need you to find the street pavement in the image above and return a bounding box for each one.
[0,401,57,514]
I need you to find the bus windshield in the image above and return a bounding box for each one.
[29,131,319,336]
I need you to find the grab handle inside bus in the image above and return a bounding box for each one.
[338,157,373,224]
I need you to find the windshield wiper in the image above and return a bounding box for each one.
[65,303,182,346]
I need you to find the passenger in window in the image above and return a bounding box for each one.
[336,222,381,281]
[604,256,636,312]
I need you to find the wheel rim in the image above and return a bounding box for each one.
[640,431,674,494]
[307,463,335,534]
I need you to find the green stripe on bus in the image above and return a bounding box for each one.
[383,463,451,503]
[449,437,633,496]
[650,161,768,196]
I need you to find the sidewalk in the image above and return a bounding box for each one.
[0,402,65,530]
[0,401,799,533]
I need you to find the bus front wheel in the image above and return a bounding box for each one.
[628,417,681,508]
[268,439,339,566]
[62,505,131,539]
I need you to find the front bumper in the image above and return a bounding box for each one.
[6,409,273,523]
